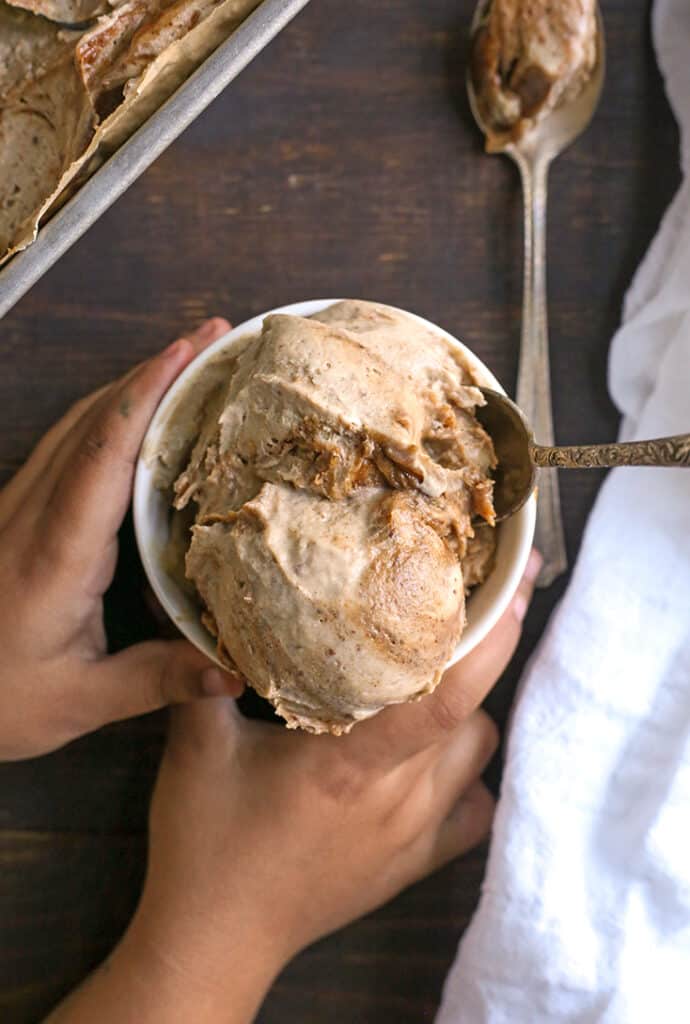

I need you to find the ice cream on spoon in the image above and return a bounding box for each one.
[469,0,600,152]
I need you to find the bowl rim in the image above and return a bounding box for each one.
[133,298,536,672]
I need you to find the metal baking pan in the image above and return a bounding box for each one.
[0,0,311,320]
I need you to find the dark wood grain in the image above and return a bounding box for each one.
[0,0,680,1020]
[0,832,486,1024]
[0,832,144,1024]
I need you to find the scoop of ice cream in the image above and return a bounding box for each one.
[188,484,466,733]
[471,0,597,151]
[6,0,110,24]
[0,9,95,259]
[160,301,498,734]
[461,524,497,591]
[174,307,495,519]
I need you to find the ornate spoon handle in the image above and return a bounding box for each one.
[531,433,690,469]
[515,152,567,588]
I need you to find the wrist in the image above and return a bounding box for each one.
[114,898,287,1023]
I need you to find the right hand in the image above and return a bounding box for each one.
[49,552,541,1024]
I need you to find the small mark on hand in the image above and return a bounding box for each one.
[119,395,132,418]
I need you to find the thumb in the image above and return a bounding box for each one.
[91,639,245,726]
[165,696,241,764]
[425,780,495,875]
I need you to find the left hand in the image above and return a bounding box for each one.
[0,317,242,761]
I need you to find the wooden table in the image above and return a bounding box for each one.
[0,1,679,1020]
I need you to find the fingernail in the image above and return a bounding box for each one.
[512,591,530,624]
[524,548,543,584]
[195,318,224,342]
[162,338,187,360]
[201,667,240,697]
[512,551,542,623]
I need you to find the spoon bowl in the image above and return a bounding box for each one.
[466,1,607,160]
[478,388,690,522]
[476,388,536,521]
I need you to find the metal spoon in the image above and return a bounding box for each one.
[466,2,606,585]
[477,388,690,522]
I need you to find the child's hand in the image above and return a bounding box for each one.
[52,556,537,1024]
[0,318,241,761]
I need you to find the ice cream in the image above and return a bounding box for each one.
[0,0,261,264]
[471,0,598,151]
[155,301,498,734]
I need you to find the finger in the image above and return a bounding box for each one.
[53,317,230,492]
[430,710,498,825]
[426,780,495,872]
[166,695,241,763]
[349,549,541,768]
[8,317,230,531]
[183,316,231,355]
[28,313,229,495]
[0,339,187,523]
[69,316,230,463]
[41,319,229,574]
[85,639,245,729]
[32,363,161,512]
[0,385,109,525]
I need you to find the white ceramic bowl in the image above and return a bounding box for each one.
[134,299,536,672]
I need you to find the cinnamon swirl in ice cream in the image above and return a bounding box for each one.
[471,0,598,151]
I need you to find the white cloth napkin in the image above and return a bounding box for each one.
[436,3,690,1021]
